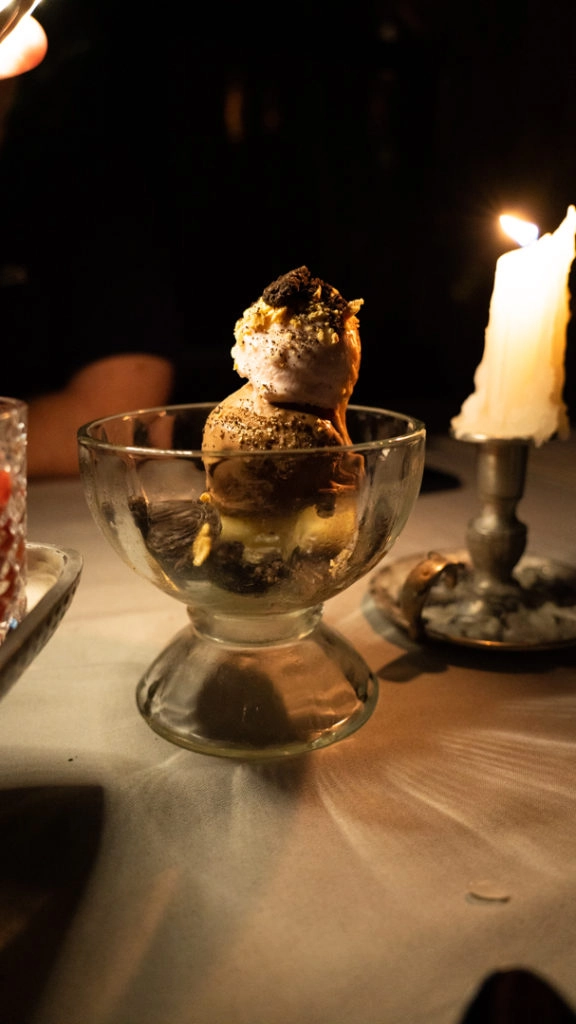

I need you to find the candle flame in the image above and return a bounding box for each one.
[499,214,539,247]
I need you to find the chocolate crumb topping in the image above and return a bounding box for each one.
[262,266,349,318]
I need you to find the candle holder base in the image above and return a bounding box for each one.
[371,550,576,651]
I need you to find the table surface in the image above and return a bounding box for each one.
[2,434,576,1024]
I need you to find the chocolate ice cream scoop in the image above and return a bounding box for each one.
[203,385,360,517]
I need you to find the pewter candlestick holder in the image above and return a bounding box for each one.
[371,434,576,650]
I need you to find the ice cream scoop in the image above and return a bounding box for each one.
[206,265,363,445]
[202,266,364,518]
[229,265,362,441]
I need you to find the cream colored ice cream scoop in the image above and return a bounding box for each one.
[206,266,363,448]
[232,266,362,431]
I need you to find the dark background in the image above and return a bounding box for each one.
[2,0,576,431]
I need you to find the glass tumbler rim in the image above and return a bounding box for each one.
[0,396,27,416]
[77,402,426,460]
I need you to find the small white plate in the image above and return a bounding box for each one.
[0,543,83,701]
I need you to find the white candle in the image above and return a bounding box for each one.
[451,205,576,445]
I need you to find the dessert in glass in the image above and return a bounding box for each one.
[78,269,425,758]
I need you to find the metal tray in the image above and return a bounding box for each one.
[0,543,83,702]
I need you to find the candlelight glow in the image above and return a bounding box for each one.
[499,214,539,247]
[452,205,576,445]
[0,5,46,78]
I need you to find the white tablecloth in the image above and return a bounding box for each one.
[0,435,574,1024]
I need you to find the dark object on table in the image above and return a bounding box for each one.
[420,465,461,492]
[0,785,104,1021]
[460,969,576,1023]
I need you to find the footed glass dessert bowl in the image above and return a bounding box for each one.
[78,403,425,759]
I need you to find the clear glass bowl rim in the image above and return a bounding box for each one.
[77,402,426,459]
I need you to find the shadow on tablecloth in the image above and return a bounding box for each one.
[0,784,104,1022]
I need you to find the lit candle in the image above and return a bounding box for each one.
[451,205,576,445]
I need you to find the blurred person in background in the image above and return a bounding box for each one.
[0,7,176,477]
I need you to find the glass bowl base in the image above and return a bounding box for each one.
[136,620,378,759]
